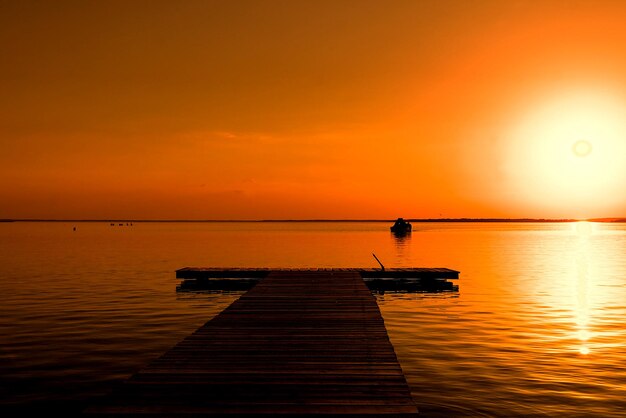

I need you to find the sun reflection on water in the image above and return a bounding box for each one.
[574,221,592,355]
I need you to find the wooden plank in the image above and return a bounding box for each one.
[86,271,419,416]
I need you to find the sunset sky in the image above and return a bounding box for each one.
[2,0,626,220]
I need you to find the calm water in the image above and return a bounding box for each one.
[0,221,625,416]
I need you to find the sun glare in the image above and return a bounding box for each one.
[505,90,626,216]
[572,140,592,157]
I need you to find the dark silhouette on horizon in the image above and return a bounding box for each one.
[390,217,412,234]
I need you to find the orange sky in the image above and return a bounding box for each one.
[2,0,626,219]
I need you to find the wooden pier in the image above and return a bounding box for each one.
[86,270,428,416]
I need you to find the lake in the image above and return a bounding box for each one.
[0,221,625,416]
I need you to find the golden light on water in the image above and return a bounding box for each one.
[577,329,590,341]
[574,221,592,355]
[536,222,599,356]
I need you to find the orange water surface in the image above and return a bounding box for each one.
[0,221,625,416]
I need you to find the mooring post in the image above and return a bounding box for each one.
[372,252,385,271]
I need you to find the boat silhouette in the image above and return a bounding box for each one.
[390,217,412,233]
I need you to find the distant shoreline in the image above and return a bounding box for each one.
[2,218,625,223]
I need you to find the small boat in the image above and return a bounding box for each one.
[390,218,412,233]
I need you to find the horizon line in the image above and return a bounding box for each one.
[2,217,625,223]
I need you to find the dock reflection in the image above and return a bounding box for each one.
[178,276,459,294]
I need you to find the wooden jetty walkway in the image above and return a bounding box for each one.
[86,269,460,416]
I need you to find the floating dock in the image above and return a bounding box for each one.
[176,267,460,292]
[87,268,460,416]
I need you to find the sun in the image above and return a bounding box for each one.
[505,90,626,216]
[572,140,592,157]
